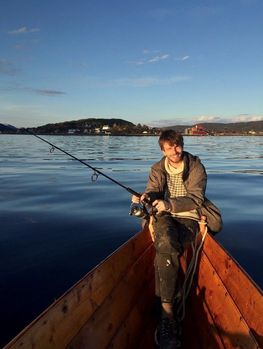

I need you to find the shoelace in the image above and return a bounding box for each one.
[160,318,176,339]
[160,319,182,348]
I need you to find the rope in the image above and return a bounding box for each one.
[176,220,208,322]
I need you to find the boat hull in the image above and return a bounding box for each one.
[4,228,263,349]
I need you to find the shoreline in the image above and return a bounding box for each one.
[1,133,263,137]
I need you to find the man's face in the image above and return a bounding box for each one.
[162,141,183,164]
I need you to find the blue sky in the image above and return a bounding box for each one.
[0,0,262,127]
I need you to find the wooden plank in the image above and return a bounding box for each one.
[136,296,161,349]
[179,249,225,349]
[67,243,155,349]
[197,251,259,349]
[182,307,203,349]
[4,229,153,349]
[136,313,157,349]
[107,277,156,349]
[203,233,263,347]
[181,285,225,349]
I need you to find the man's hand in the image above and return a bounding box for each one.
[152,199,171,214]
[131,193,149,204]
[131,194,140,203]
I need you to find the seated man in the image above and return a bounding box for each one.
[132,129,208,349]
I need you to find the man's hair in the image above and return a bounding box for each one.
[158,129,184,150]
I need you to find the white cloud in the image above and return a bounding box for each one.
[232,114,263,122]
[195,115,221,122]
[149,119,187,127]
[148,54,170,63]
[128,52,170,65]
[128,51,190,66]
[143,49,151,54]
[8,26,40,35]
[174,55,190,61]
[194,114,263,123]
[8,27,27,34]
[144,114,263,128]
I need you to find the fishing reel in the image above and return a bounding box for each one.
[129,202,149,219]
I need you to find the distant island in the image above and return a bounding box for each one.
[1,118,263,136]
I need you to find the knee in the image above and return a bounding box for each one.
[155,250,180,271]
[155,237,171,254]
[154,234,182,255]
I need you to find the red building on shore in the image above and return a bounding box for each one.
[185,124,208,135]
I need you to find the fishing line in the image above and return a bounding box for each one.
[29,131,142,198]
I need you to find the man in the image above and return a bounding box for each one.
[132,129,208,348]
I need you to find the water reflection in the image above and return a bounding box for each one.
[0,134,262,347]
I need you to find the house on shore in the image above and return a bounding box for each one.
[185,124,208,135]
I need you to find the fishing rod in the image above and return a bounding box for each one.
[30,132,140,195]
[26,130,152,218]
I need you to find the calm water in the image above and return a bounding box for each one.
[0,135,262,346]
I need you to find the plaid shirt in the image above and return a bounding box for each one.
[164,157,199,220]
[167,172,187,198]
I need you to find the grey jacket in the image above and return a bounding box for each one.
[145,151,222,232]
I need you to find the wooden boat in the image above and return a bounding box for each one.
[4,227,263,349]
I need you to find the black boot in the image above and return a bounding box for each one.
[155,318,182,349]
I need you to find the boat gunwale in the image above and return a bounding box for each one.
[3,227,263,349]
[3,229,153,349]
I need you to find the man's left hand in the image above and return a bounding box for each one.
[152,200,171,213]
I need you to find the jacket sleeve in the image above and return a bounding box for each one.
[169,161,207,213]
[144,167,165,202]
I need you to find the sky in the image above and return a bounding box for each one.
[0,0,263,128]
